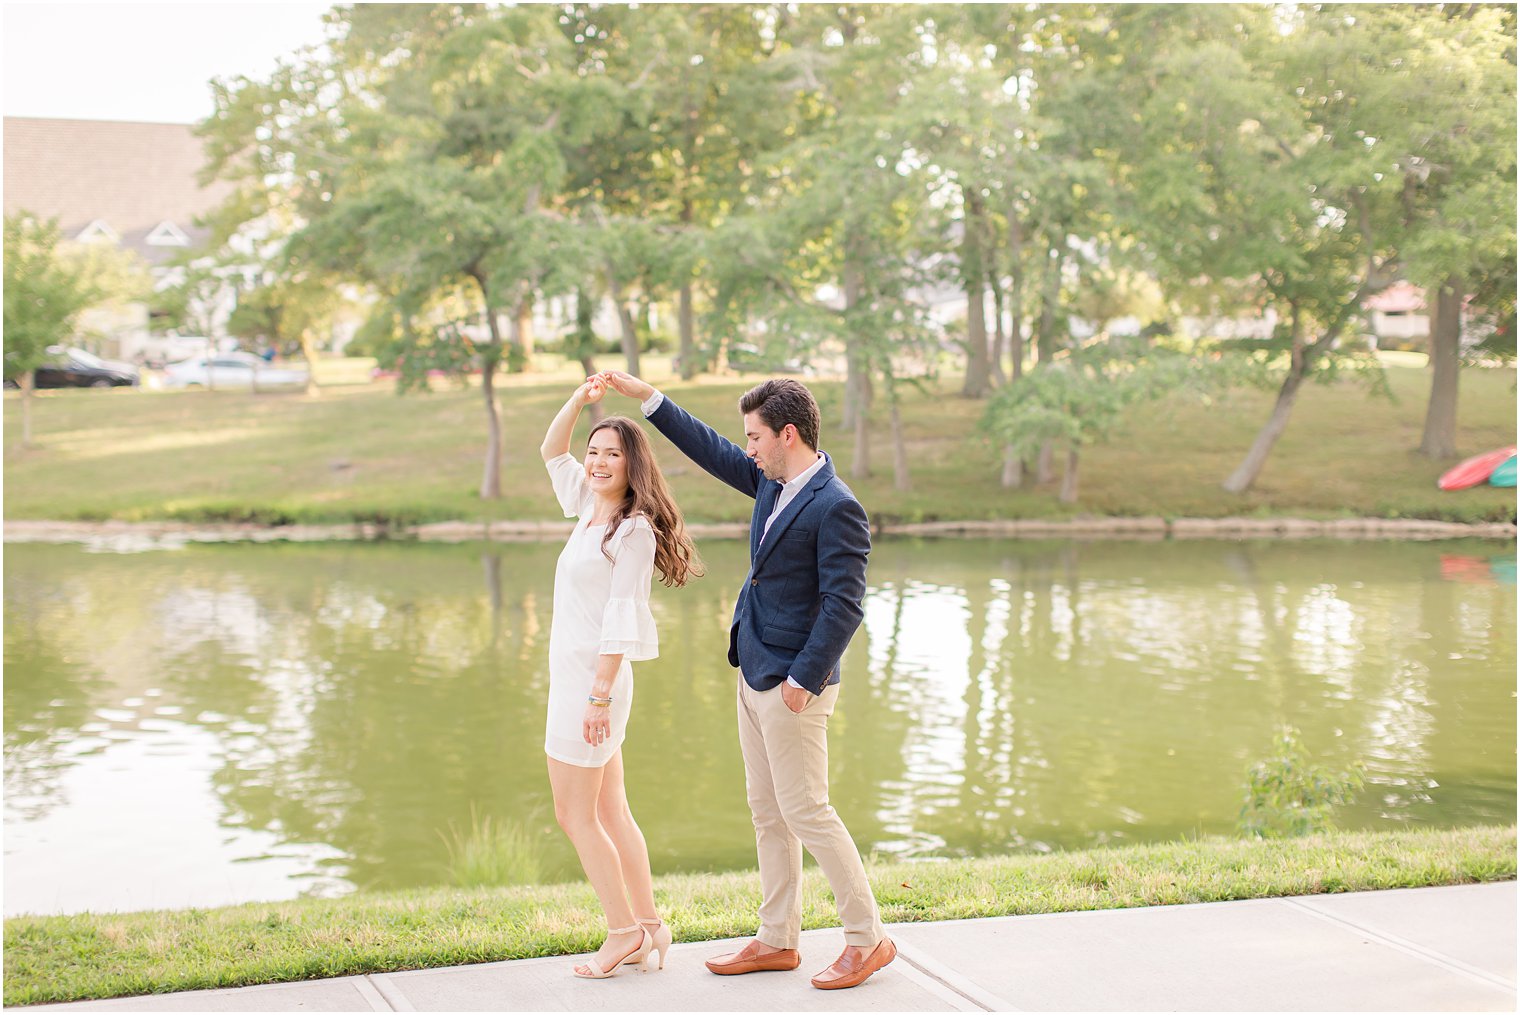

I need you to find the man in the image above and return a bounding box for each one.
[602,371,895,991]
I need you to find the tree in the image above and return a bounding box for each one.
[201,5,614,500]
[981,346,1244,503]
[704,4,944,490]
[1382,5,1518,458]
[3,214,148,447]
[226,266,352,396]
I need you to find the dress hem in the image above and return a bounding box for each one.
[544,743,623,769]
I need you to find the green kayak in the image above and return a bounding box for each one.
[1489,455,1517,488]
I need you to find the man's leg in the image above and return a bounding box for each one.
[735,673,804,948]
[755,683,886,949]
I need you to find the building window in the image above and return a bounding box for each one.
[146,221,191,247]
[76,219,118,243]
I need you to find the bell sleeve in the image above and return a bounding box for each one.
[545,452,591,518]
[599,516,659,661]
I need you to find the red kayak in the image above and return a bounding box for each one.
[1438,446,1517,491]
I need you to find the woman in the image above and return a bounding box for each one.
[538,374,702,979]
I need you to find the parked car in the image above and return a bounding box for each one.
[161,352,309,390]
[135,335,226,369]
[2,346,139,389]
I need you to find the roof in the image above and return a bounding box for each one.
[1365,281,1427,314]
[3,116,235,266]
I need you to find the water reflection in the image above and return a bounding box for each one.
[3,537,1515,916]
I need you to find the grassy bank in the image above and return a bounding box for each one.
[4,825,1513,1006]
[2,354,1515,527]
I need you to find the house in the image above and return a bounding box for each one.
[3,116,237,361]
[1364,281,1431,346]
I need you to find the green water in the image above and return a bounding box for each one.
[4,537,1514,916]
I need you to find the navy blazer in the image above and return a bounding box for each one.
[648,395,870,694]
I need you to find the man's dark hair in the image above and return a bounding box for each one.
[739,378,821,450]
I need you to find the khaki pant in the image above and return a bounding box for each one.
[736,674,885,949]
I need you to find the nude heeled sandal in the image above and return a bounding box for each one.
[638,917,673,971]
[572,924,652,979]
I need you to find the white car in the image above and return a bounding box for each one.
[161,352,309,391]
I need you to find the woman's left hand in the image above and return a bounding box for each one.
[583,703,612,746]
[575,375,607,406]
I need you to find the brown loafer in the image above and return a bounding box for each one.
[705,939,802,975]
[810,937,896,990]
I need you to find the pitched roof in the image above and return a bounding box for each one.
[3,116,235,265]
[1365,281,1427,314]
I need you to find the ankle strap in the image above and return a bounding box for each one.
[607,923,642,935]
[637,917,662,926]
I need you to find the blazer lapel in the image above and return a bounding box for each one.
[751,481,777,561]
[753,454,834,571]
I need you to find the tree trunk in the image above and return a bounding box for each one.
[678,282,696,380]
[508,297,535,373]
[1007,212,1026,380]
[1221,363,1307,493]
[852,393,870,480]
[678,196,697,380]
[961,187,990,397]
[1419,275,1463,458]
[479,357,503,500]
[20,370,34,448]
[573,287,604,425]
[605,266,641,376]
[1059,446,1080,503]
[475,278,506,500]
[1037,441,1054,483]
[298,331,321,397]
[1037,243,1063,365]
[886,375,910,491]
[1001,443,1023,488]
[989,269,1007,387]
[841,255,867,433]
[1222,299,1349,493]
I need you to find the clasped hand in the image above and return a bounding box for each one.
[574,370,652,407]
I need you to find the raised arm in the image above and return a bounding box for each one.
[602,371,760,499]
[540,376,605,462]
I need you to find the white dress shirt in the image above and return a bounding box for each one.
[642,388,821,693]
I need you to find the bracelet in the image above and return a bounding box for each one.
[587,695,612,707]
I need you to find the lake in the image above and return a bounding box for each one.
[4,536,1514,916]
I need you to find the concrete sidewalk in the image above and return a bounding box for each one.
[32,882,1515,1012]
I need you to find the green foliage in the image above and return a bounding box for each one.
[980,347,1253,460]
[2,214,149,379]
[3,216,89,381]
[439,807,544,888]
[1239,727,1366,839]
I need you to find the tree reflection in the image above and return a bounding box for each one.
[3,537,1514,914]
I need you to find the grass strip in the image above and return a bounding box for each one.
[5,825,1513,1006]
[4,356,1516,527]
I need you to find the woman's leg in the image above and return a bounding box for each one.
[595,750,658,922]
[547,755,641,972]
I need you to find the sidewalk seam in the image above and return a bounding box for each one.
[364,974,414,1012]
[893,939,1018,1012]
[1279,898,1517,994]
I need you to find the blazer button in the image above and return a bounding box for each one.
[750,578,758,586]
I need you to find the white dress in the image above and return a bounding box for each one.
[544,452,660,767]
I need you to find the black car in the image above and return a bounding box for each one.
[5,347,139,389]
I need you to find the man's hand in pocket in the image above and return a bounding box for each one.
[781,681,812,713]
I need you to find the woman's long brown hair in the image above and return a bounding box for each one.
[589,416,703,588]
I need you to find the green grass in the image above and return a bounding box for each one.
[3,354,1515,526]
[3,825,1513,1006]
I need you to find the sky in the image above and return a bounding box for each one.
[3,2,334,125]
